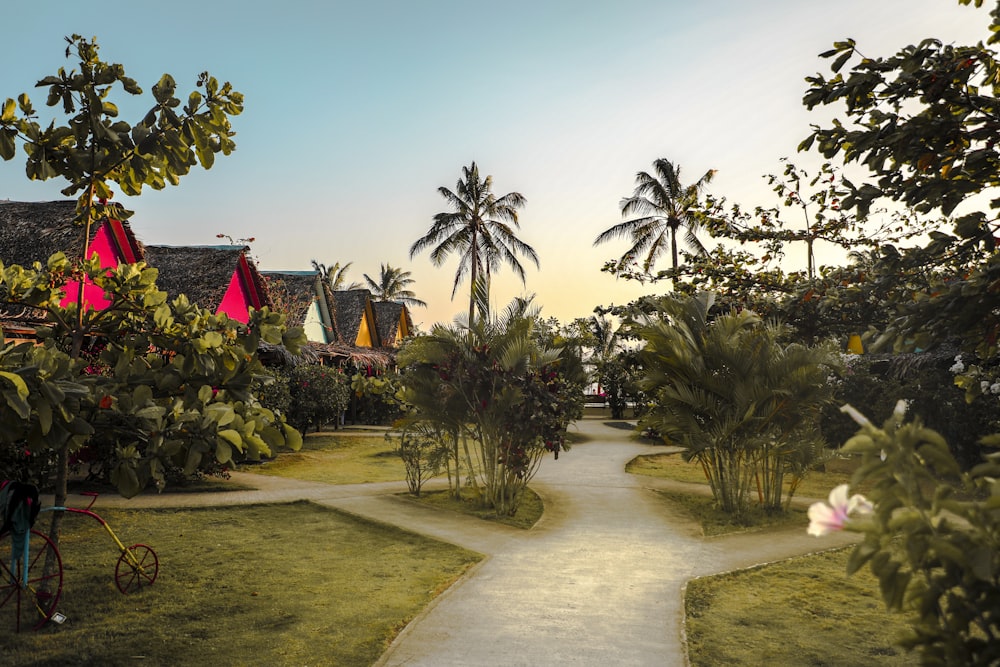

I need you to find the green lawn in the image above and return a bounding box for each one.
[686,548,913,666]
[626,449,863,500]
[247,433,407,485]
[2,503,480,666]
[628,448,917,665]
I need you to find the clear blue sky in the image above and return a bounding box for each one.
[0,1,988,328]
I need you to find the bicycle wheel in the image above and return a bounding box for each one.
[0,529,63,632]
[115,544,158,594]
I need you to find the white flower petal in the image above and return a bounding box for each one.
[828,483,850,508]
[848,494,873,515]
[840,404,871,427]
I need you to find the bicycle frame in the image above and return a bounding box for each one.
[2,491,158,631]
[37,490,158,594]
[39,493,133,562]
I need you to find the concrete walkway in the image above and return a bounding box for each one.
[89,418,857,666]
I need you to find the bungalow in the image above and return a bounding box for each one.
[0,200,143,338]
[142,245,270,324]
[260,270,336,344]
[331,289,382,348]
[372,300,413,348]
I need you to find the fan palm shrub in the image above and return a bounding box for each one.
[396,298,585,515]
[636,292,840,520]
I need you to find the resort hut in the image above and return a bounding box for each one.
[142,245,270,323]
[260,270,336,344]
[331,289,381,348]
[0,200,143,338]
[372,301,413,348]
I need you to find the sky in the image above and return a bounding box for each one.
[0,1,991,329]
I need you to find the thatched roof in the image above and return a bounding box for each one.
[143,245,269,312]
[0,200,142,267]
[0,200,143,333]
[260,271,330,332]
[332,289,379,346]
[372,301,413,348]
[257,340,320,367]
[305,340,394,370]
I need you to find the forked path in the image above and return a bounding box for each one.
[374,419,858,666]
[92,418,857,666]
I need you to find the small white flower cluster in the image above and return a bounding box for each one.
[950,354,1000,397]
[950,354,965,374]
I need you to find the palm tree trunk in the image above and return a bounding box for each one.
[468,224,479,328]
[670,226,679,290]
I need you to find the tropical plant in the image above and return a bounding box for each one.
[809,402,1000,665]
[594,158,715,282]
[396,298,585,516]
[409,162,538,325]
[580,315,633,418]
[635,293,840,518]
[392,422,449,496]
[348,370,403,425]
[285,364,350,433]
[363,263,427,307]
[311,260,361,291]
[0,36,303,545]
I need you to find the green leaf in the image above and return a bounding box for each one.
[215,439,233,463]
[846,540,878,575]
[37,400,52,435]
[217,428,243,448]
[831,50,854,73]
[0,128,17,161]
[135,406,165,420]
[0,370,29,400]
[183,446,202,475]
[283,425,303,451]
[1,98,14,122]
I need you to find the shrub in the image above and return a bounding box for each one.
[393,424,448,496]
[349,372,404,425]
[823,352,998,469]
[285,364,350,433]
[810,402,1000,665]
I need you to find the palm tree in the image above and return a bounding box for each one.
[410,162,538,326]
[594,158,715,283]
[311,259,361,290]
[363,263,427,307]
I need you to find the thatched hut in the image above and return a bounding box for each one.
[143,245,270,323]
[0,200,143,338]
[372,300,413,348]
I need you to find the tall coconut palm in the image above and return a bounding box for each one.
[363,263,427,307]
[594,158,715,283]
[311,259,361,290]
[410,162,538,326]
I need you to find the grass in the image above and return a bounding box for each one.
[626,450,863,500]
[636,450,916,664]
[685,548,913,666]
[405,487,545,530]
[651,488,808,536]
[247,433,407,485]
[1,503,481,667]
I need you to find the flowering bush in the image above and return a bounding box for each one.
[821,352,997,469]
[0,442,59,487]
[810,402,1000,664]
[284,364,350,433]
